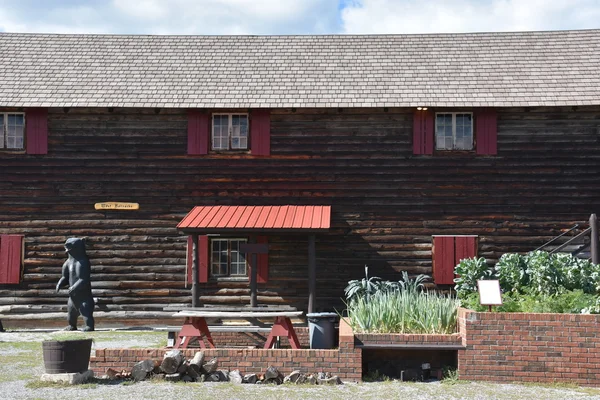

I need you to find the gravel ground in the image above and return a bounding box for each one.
[1,329,599,400]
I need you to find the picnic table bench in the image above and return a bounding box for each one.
[172,309,304,349]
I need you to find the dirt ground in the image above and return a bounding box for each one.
[1,329,599,400]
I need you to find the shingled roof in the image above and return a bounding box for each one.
[1,30,599,108]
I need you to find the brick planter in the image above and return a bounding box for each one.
[90,320,361,381]
[458,307,600,386]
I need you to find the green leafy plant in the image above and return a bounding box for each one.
[494,253,528,293]
[453,257,493,299]
[346,289,459,334]
[344,265,382,302]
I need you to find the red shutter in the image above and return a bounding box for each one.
[251,110,271,156]
[454,236,477,264]
[187,110,210,155]
[475,108,497,155]
[413,110,434,155]
[26,108,48,155]
[198,235,209,283]
[256,236,269,283]
[433,236,455,285]
[0,235,23,284]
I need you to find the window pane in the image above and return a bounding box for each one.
[5,114,24,149]
[455,114,472,150]
[211,239,228,276]
[230,115,248,150]
[229,239,247,276]
[212,115,228,150]
[436,114,453,150]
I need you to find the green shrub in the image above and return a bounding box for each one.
[494,253,528,293]
[453,257,493,299]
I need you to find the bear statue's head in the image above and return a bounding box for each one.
[64,237,87,258]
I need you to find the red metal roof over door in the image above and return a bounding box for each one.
[177,205,331,232]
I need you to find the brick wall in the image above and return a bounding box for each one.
[204,327,310,348]
[90,321,360,381]
[458,307,600,386]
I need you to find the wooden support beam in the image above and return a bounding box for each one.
[250,252,258,307]
[191,234,200,308]
[308,234,316,314]
[591,214,599,264]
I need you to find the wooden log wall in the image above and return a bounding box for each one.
[0,106,599,314]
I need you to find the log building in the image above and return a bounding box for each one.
[0,31,599,322]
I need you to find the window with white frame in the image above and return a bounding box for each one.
[0,113,25,150]
[212,114,249,151]
[435,112,473,150]
[210,238,248,277]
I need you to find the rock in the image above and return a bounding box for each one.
[242,373,258,384]
[284,370,301,384]
[40,370,94,385]
[198,374,206,383]
[218,370,230,382]
[104,368,119,380]
[295,373,307,384]
[317,372,327,380]
[229,370,243,384]
[207,372,221,382]
[307,374,317,385]
[177,361,188,374]
[201,358,218,374]
[264,378,281,385]
[318,376,343,385]
[265,366,280,380]
[165,373,181,382]
[182,375,194,383]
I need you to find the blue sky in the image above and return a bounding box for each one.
[0,0,599,35]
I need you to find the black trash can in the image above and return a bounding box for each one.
[307,312,338,349]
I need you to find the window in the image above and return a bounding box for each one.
[212,114,249,151]
[0,113,25,150]
[435,112,473,150]
[210,238,247,277]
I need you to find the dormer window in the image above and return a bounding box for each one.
[0,113,25,150]
[435,112,473,151]
[212,114,249,151]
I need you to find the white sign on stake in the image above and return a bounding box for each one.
[477,280,503,307]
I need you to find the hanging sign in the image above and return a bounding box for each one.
[94,202,139,210]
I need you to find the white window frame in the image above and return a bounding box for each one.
[0,112,26,150]
[435,112,473,151]
[211,113,249,151]
[210,238,248,277]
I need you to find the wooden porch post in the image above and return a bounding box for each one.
[591,214,599,264]
[308,234,316,314]
[249,236,258,307]
[191,234,200,308]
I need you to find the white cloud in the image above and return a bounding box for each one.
[0,0,339,35]
[341,0,600,34]
[112,0,335,34]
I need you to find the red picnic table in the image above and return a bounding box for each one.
[172,310,304,349]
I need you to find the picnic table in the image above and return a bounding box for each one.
[172,309,304,349]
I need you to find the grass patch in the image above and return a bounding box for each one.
[441,367,467,385]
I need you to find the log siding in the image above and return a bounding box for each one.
[0,107,599,312]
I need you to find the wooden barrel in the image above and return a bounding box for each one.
[42,339,93,374]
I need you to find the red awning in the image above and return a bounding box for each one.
[177,205,331,232]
